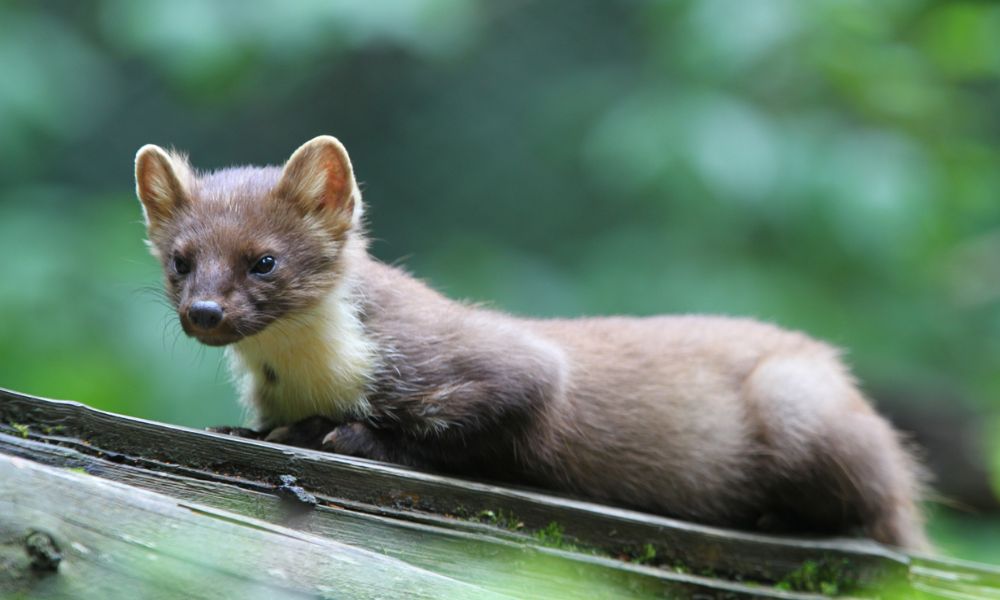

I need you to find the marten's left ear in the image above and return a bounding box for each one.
[277,135,360,232]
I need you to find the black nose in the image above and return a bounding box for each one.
[188,300,224,331]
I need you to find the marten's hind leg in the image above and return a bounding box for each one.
[745,353,930,551]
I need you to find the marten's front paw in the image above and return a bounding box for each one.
[321,422,391,462]
[264,415,340,449]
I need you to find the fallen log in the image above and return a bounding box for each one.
[1,388,997,599]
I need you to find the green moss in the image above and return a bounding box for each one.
[534,522,565,546]
[532,521,590,554]
[8,422,29,438]
[466,511,660,564]
[631,543,657,565]
[475,509,524,531]
[775,559,854,596]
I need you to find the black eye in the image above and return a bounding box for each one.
[251,255,276,275]
[173,256,191,275]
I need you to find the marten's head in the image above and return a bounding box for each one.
[135,136,362,346]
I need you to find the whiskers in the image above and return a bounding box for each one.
[134,285,185,353]
[134,285,174,311]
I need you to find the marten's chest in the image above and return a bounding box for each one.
[227,293,377,428]
[249,350,369,425]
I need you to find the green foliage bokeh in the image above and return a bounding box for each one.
[0,0,998,561]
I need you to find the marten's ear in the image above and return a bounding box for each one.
[277,135,359,232]
[135,144,193,232]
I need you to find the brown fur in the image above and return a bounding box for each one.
[135,136,930,550]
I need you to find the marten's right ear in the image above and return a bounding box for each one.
[135,144,192,232]
[276,135,360,235]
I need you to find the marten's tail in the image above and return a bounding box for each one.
[745,353,931,551]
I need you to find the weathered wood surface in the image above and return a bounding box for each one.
[0,454,508,600]
[2,387,998,599]
[0,434,815,600]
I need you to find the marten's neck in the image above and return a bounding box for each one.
[227,236,378,428]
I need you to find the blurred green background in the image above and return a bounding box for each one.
[1,0,998,562]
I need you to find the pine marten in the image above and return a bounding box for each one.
[134,135,929,550]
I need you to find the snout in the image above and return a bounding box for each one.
[180,299,241,346]
[188,300,224,331]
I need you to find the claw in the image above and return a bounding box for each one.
[264,425,292,443]
[320,429,339,450]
